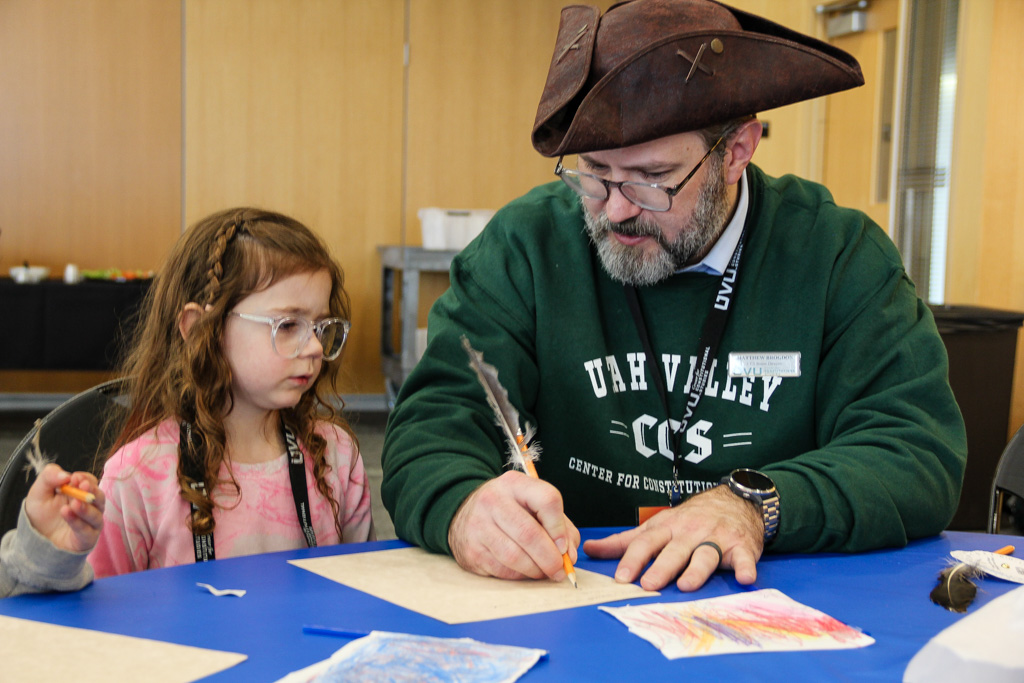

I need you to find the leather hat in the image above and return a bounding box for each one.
[532,0,864,157]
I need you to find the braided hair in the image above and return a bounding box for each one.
[105,208,353,539]
[201,218,244,306]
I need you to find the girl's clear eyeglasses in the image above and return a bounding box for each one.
[229,312,351,361]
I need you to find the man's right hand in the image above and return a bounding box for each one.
[447,470,579,582]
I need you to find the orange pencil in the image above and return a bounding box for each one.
[462,336,578,589]
[59,484,96,505]
[517,434,578,589]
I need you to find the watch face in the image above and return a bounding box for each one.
[733,469,773,492]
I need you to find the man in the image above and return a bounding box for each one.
[381,0,967,593]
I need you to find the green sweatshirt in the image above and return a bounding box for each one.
[382,165,967,556]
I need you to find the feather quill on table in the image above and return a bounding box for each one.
[461,335,577,588]
[930,545,1014,612]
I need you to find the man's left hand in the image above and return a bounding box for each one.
[582,485,764,591]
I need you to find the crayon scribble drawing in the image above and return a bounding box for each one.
[277,631,546,683]
[599,588,874,659]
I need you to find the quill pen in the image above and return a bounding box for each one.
[24,422,96,505]
[461,335,577,588]
[930,544,1014,612]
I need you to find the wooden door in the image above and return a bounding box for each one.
[822,0,901,234]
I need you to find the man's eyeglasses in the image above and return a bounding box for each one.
[554,136,723,212]
[229,312,351,361]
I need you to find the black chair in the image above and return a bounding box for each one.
[0,378,129,537]
[988,423,1024,533]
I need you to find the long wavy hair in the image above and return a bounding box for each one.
[106,207,353,539]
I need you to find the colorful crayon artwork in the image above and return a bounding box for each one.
[600,588,874,659]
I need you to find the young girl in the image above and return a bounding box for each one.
[88,208,373,577]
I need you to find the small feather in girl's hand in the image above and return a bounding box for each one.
[22,407,98,507]
[23,421,53,479]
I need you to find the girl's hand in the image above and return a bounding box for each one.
[25,464,106,553]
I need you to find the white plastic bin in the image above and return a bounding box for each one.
[418,208,495,250]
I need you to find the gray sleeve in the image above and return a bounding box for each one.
[0,502,94,599]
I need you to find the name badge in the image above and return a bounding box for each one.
[728,351,801,378]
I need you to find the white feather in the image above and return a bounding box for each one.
[24,421,52,477]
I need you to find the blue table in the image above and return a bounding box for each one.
[1,529,1019,681]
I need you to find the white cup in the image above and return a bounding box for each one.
[63,263,81,284]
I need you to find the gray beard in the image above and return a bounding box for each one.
[583,156,731,287]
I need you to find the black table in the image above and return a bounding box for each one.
[0,277,149,370]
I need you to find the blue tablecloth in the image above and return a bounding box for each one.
[1,529,1019,681]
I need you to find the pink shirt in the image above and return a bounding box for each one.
[89,419,374,578]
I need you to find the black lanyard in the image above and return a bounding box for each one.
[623,223,748,505]
[180,419,317,562]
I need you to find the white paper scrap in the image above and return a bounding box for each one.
[197,582,246,597]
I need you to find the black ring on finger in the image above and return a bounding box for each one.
[695,540,723,568]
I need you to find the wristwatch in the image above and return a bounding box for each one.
[721,468,780,543]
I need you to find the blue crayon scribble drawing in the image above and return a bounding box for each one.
[278,631,546,683]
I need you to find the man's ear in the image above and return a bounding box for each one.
[723,118,763,185]
[178,303,206,341]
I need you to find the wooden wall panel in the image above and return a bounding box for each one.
[725,1,825,182]
[184,0,405,394]
[404,0,593,239]
[951,0,1024,436]
[0,0,181,276]
[821,0,899,234]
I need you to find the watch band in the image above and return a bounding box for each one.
[760,492,780,543]
[721,469,780,543]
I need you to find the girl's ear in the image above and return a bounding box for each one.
[178,303,206,341]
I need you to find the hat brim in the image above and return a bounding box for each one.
[532,0,864,157]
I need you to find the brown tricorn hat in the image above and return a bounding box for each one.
[532,0,864,157]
